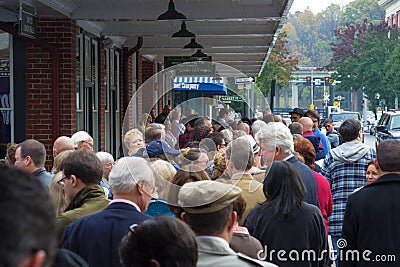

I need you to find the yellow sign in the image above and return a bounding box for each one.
[309,103,315,110]
[333,101,339,107]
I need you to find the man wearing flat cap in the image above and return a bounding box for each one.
[179,180,277,267]
[289,107,304,123]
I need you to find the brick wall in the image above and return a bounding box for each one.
[25,19,76,167]
[140,56,157,114]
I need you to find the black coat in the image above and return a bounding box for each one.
[340,173,400,267]
[287,156,320,208]
[62,202,150,267]
[244,202,329,267]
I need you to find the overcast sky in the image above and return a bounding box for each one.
[289,0,354,14]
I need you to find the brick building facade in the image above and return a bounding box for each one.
[0,18,159,167]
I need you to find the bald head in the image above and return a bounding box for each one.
[53,136,74,157]
[298,117,313,132]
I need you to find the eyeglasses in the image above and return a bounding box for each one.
[104,162,115,167]
[140,181,158,198]
[57,175,71,186]
[146,186,158,196]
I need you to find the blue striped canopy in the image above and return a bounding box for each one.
[173,76,227,95]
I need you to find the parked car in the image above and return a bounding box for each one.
[329,112,363,131]
[375,112,400,147]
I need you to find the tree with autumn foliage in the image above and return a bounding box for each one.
[284,0,384,67]
[328,21,400,108]
[256,31,298,96]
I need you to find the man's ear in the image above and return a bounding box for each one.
[274,146,281,159]
[227,211,237,232]
[136,182,144,196]
[70,175,78,187]
[24,155,32,167]
[180,212,187,223]
[18,250,46,267]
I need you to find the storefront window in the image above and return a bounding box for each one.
[0,32,11,158]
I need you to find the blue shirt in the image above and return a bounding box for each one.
[32,167,52,190]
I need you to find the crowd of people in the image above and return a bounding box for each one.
[2,105,400,267]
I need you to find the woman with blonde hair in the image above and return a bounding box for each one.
[145,160,178,217]
[49,150,74,216]
[124,128,144,156]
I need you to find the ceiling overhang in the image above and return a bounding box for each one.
[0,0,293,76]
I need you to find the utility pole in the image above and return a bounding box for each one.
[310,68,314,106]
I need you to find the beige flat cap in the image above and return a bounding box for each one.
[178,180,242,214]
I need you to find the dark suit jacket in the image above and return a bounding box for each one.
[341,173,400,267]
[61,202,150,267]
[304,135,325,161]
[286,156,320,207]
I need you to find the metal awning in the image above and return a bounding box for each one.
[0,0,293,76]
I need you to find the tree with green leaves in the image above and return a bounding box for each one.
[328,21,400,108]
[256,31,298,96]
[340,0,385,25]
[284,0,384,68]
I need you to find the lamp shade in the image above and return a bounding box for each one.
[172,21,195,38]
[183,38,203,49]
[191,49,208,58]
[158,0,187,20]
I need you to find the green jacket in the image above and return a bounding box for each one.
[56,184,110,244]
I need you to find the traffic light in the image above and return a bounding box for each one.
[324,76,330,82]
[306,76,311,82]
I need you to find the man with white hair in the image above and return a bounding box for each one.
[251,119,267,136]
[62,157,155,267]
[255,122,319,207]
[96,151,115,199]
[71,131,94,151]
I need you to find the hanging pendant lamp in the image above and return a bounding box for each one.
[157,0,187,20]
[183,38,203,49]
[172,21,195,38]
[191,49,208,58]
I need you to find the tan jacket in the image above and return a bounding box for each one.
[222,173,266,225]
